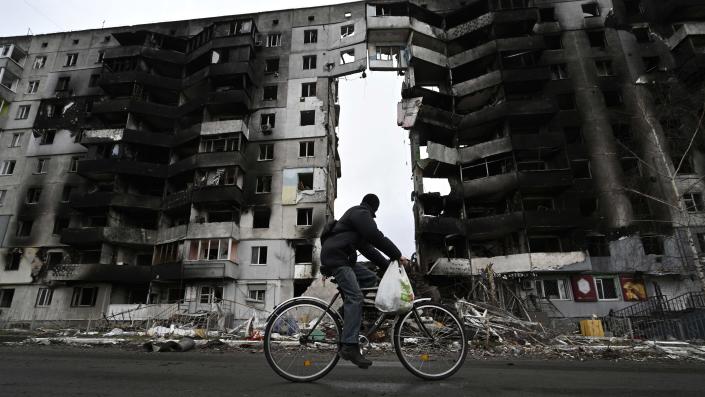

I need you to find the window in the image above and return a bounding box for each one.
[0,289,14,308]
[256,175,272,193]
[550,64,568,80]
[35,158,48,174]
[16,105,31,119]
[266,33,282,47]
[33,56,47,69]
[52,217,69,235]
[36,288,53,307]
[9,133,23,148]
[595,60,614,76]
[297,208,313,226]
[71,287,98,307]
[264,58,279,73]
[572,159,591,179]
[6,250,21,270]
[642,235,664,255]
[643,56,659,72]
[340,24,355,38]
[595,277,618,300]
[295,245,313,264]
[253,208,271,228]
[522,197,554,211]
[683,193,704,212]
[258,144,274,161]
[198,286,223,303]
[557,94,576,110]
[187,239,233,261]
[302,55,317,70]
[298,172,313,191]
[26,188,42,204]
[261,113,275,130]
[65,53,78,67]
[88,74,100,87]
[299,141,314,157]
[200,134,241,153]
[61,185,72,202]
[545,35,562,50]
[69,157,79,172]
[536,279,570,300]
[203,167,238,186]
[248,285,266,302]
[632,27,652,43]
[263,85,278,101]
[1,160,16,175]
[304,29,318,44]
[251,246,268,265]
[39,130,56,145]
[587,31,606,48]
[528,236,562,252]
[27,80,39,94]
[153,242,180,265]
[340,49,355,64]
[56,76,70,91]
[603,91,623,107]
[97,51,105,63]
[45,104,56,118]
[301,82,316,97]
[582,3,600,17]
[72,39,79,45]
[0,190,6,206]
[540,7,556,22]
[300,110,315,126]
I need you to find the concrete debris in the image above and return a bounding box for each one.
[143,337,196,353]
[456,299,551,345]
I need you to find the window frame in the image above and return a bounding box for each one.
[1,160,16,175]
[16,105,31,120]
[297,208,313,226]
[64,53,78,67]
[251,246,268,265]
[70,287,98,307]
[258,143,274,161]
[535,279,571,300]
[301,82,316,97]
[340,24,355,38]
[300,110,315,126]
[299,141,315,157]
[595,277,620,301]
[36,288,53,307]
[303,29,318,44]
[255,175,272,194]
[683,192,704,213]
[266,33,282,47]
[9,132,23,148]
[27,80,40,94]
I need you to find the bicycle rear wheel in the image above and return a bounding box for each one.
[264,298,342,382]
[393,303,467,380]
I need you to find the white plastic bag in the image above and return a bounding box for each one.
[375,261,415,313]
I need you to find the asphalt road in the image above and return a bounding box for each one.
[1,347,704,396]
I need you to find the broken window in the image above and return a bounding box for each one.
[304,29,318,44]
[522,197,555,211]
[340,24,355,38]
[571,159,591,179]
[33,55,47,69]
[298,172,314,191]
[26,188,42,204]
[462,155,514,181]
[339,49,355,65]
[258,144,274,161]
[16,221,33,237]
[557,93,576,110]
[528,236,562,252]
[550,63,568,80]
[203,167,238,186]
[36,158,48,174]
[587,235,610,256]
[587,30,606,48]
[266,33,281,47]
[539,7,556,22]
[501,50,537,68]
[595,277,618,300]
[603,91,623,107]
[683,192,704,212]
[88,74,99,88]
[633,26,651,43]
[39,130,56,145]
[642,56,660,72]
[303,55,317,70]
[376,46,400,66]
[300,110,315,126]
[256,176,272,194]
[56,76,70,90]
[188,239,231,261]
[253,208,271,228]
[27,80,39,94]
[642,235,664,256]
[297,208,313,226]
[71,287,98,307]
[581,3,600,17]
[16,105,30,120]
[153,242,180,265]
[97,51,105,63]
[9,132,23,148]
[299,141,315,157]
[545,35,562,50]
[1,160,16,175]
[248,285,266,302]
[263,85,278,101]
[208,211,236,223]
[0,289,14,308]
[36,288,53,307]
[496,0,528,9]
[579,197,598,216]
[536,279,570,300]
[295,244,313,264]
[5,250,21,271]
[200,133,241,153]
[64,53,78,67]
[251,246,268,265]
[301,82,316,97]
[595,60,614,76]
[61,185,72,202]
[630,194,651,218]
[199,286,223,304]
[264,58,279,74]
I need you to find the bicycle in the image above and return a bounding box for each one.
[263,280,468,382]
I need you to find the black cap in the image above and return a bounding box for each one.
[361,194,380,216]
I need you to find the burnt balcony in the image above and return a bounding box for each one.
[82,128,173,148]
[458,98,558,139]
[71,192,161,212]
[192,185,243,205]
[0,80,15,103]
[44,263,153,283]
[186,221,240,240]
[162,189,192,211]
[524,209,585,230]
[92,97,180,119]
[152,260,239,280]
[78,158,168,180]
[418,216,465,236]
[366,2,444,42]
[103,43,185,65]
[453,66,551,111]
[463,168,573,199]
[168,151,246,177]
[667,23,705,81]
[175,119,249,145]
[467,212,523,239]
[446,7,540,41]
[61,227,156,247]
[98,70,182,94]
[207,89,251,113]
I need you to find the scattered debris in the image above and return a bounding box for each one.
[143,337,196,353]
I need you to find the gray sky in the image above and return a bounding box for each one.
[1,0,419,255]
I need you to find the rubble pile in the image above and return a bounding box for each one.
[456,299,554,345]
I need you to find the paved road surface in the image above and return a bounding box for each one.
[1,347,704,396]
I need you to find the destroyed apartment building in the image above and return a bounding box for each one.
[1,0,705,329]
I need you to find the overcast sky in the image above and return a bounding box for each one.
[1,0,421,255]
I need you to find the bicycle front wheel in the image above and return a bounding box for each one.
[264,298,342,382]
[393,303,468,380]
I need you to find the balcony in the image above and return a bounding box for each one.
[0,57,24,80]
[447,8,540,41]
[61,227,157,247]
[183,61,255,88]
[82,128,173,148]
[152,260,239,280]
[93,97,180,119]
[71,192,161,212]
[418,216,465,236]
[186,35,255,63]
[175,119,249,144]
[192,185,243,205]
[156,225,188,244]
[168,151,246,177]
[186,221,240,240]
[453,66,551,102]
[99,70,182,93]
[103,44,185,64]
[462,169,573,199]
[0,80,15,103]
[667,23,705,81]
[458,98,558,136]
[295,264,316,279]
[162,190,192,211]
[78,158,168,179]
[44,263,153,283]
[467,212,524,239]
[206,90,251,113]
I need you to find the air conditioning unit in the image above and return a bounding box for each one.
[521,280,536,290]
[261,124,272,134]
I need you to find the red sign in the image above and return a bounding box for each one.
[571,275,597,302]
[620,275,647,301]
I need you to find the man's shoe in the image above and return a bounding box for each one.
[339,344,372,369]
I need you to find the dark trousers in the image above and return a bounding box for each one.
[330,263,378,344]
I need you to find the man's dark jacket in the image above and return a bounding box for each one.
[320,203,402,273]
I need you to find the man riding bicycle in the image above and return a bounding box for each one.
[320,193,409,369]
